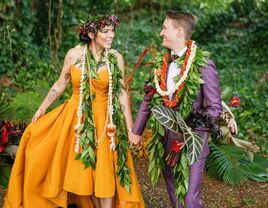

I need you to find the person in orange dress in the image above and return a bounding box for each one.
[3,11,144,208]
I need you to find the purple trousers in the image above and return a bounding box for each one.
[162,129,209,208]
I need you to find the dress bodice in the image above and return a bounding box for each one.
[70,65,109,103]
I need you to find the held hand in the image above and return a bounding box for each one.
[229,118,238,134]
[128,131,142,149]
[32,109,46,123]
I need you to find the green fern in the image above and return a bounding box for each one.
[206,142,251,185]
[9,91,43,123]
[0,92,10,120]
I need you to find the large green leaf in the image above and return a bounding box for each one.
[253,154,268,169]
[247,154,268,182]
[151,105,204,165]
[152,105,180,132]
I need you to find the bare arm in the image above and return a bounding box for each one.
[115,52,133,131]
[113,51,141,146]
[32,48,79,122]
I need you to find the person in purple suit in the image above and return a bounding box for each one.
[129,11,223,208]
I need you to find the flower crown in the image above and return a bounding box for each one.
[79,13,119,35]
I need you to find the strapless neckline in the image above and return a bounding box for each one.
[71,64,108,74]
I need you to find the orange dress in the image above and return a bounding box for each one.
[4,65,145,208]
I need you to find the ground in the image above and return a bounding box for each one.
[1,157,267,207]
[136,158,268,208]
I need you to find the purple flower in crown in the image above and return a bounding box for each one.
[89,23,96,31]
[111,14,116,21]
[79,13,119,35]
[110,14,119,26]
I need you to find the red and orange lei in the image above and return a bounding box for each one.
[156,40,193,108]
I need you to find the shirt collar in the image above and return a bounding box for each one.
[171,46,187,57]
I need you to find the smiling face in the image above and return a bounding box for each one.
[159,18,181,50]
[92,25,115,49]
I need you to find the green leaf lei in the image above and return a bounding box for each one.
[147,115,165,185]
[75,46,131,192]
[74,49,97,169]
[109,53,132,193]
[147,45,210,202]
[172,148,189,206]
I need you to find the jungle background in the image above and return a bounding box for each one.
[0,0,268,207]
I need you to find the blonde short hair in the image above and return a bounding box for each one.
[166,11,198,40]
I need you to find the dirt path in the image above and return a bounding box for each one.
[135,157,268,208]
[1,157,268,207]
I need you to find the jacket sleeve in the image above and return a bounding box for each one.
[201,60,223,121]
[131,95,152,135]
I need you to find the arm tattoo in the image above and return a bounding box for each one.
[120,104,126,113]
[63,73,71,85]
[48,88,60,101]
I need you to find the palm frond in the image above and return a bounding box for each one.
[206,142,251,185]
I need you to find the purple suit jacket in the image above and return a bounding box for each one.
[132,60,223,157]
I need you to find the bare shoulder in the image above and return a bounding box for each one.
[68,46,81,56]
[65,45,85,65]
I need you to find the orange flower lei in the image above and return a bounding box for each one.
[157,40,193,108]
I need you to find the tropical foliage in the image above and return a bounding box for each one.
[0,0,267,188]
[206,142,251,185]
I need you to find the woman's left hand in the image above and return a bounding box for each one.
[128,131,142,149]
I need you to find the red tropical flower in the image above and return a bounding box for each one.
[171,140,185,153]
[229,96,241,107]
[166,140,185,167]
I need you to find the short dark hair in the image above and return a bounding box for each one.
[166,11,198,40]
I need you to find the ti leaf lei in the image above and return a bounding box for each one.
[147,44,210,204]
[75,46,131,192]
